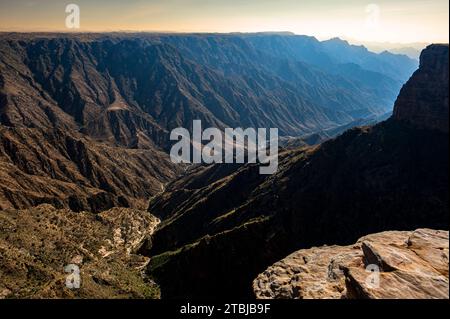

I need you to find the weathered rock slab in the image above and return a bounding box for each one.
[253,229,449,299]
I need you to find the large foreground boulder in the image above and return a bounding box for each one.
[253,229,449,299]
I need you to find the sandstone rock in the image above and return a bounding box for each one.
[253,229,449,299]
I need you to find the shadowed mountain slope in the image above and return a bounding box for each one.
[145,44,448,299]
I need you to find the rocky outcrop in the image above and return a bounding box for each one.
[393,44,449,132]
[253,229,449,299]
[0,204,160,298]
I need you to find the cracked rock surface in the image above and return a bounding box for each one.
[253,229,449,299]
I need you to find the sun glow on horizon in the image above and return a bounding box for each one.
[0,0,448,44]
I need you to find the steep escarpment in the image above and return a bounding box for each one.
[254,229,449,299]
[393,44,449,132]
[146,44,448,299]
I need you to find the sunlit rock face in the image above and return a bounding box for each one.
[253,229,449,299]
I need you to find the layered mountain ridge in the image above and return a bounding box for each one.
[0,33,443,300]
[0,33,417,211]
[1,33,417,138]
[0,126,177,211]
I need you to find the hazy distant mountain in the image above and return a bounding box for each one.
[145,44,448,299]
[345,39,428,60]
[389,47,422,60]
[319,38,418,82]
[1,33,417,139]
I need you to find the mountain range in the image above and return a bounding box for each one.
[0,33,447,299]
[144,44,448,298]
[0,33,417,211]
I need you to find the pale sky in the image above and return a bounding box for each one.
[0,0,448,43]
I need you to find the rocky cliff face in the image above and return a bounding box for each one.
[393,44,449,132]
[146,45,449,299]
[253,229,449,299]
[0,33,415,139]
